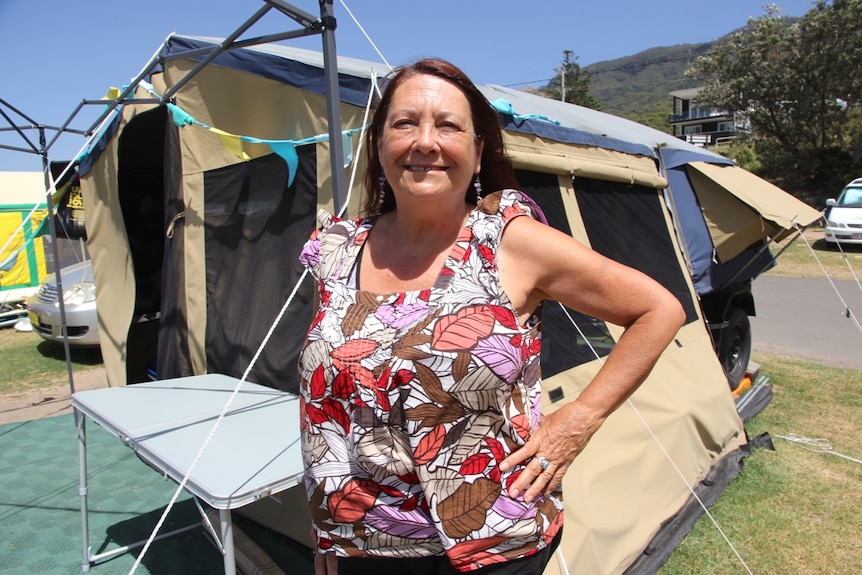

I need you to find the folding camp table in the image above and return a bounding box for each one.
[72,373,303,574]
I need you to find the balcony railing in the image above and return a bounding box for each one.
[674,130,739,147]
[668,108,731,123]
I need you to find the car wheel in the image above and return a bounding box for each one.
[719,308,751,391]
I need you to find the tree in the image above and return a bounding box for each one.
[688,1,862,200]
[541,51,602,110]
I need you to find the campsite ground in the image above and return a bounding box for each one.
[0,328,107,424]
[1,228,859,426]
[1,228,860,574]
[0,362,106,424]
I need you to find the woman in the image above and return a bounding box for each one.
[298,58,685,574]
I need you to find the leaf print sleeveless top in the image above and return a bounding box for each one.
[297,190,563,572]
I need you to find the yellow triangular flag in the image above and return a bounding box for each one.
[103,87,121,100]
[211,128,250,160]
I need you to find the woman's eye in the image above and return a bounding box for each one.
[392,119,415,129]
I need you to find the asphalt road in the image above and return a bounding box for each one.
[751,275,862,370]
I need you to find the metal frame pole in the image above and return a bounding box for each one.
[319,0,347,213]
[39,130,76,395]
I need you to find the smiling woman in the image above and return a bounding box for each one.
[295,57,685,575]
[362,59,518,217]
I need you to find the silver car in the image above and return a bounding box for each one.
[824,178,862,245]
[27,260,100,347]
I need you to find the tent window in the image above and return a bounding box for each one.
[574,177,699,324]
[515,170,615,377]
[202,150,316,394]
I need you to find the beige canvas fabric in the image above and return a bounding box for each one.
[79,89,158,386]
[687,162,824,261]
[536,177,746,574]
[159,58,369,374]
[504,131,667,189]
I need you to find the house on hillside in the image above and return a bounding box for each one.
[669,87,744,147]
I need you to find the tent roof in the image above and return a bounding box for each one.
[478,84,730,164]
[165,35,380,108]
[166,34,729,165]
[180,35,386,80]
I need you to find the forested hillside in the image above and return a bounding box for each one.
[583,42,716,133]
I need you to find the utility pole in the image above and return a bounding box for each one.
[561,50,574,103]
[561,66,565,102]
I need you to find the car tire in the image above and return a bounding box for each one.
[719,308,751,391]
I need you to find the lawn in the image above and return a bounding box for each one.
[767,227,862,281]
[660,353,862,574]
[659,228,862,574]
[0,326,102,395]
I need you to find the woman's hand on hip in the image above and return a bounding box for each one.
[499,399,603,502]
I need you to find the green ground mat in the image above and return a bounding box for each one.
[0,413,313,574]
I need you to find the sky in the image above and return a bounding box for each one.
[0,0,819,172]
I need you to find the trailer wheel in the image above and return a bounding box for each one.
[719,308,751,391]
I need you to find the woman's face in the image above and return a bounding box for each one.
[378,74,483,207]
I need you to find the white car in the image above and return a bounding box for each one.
[824,178,862,245]
[27,260,100,347]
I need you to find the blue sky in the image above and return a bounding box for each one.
[0,0,818,172]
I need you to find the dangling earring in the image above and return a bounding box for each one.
[378,174,387,210]
[473,175,483,202]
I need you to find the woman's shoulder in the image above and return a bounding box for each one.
[299,210,370,272]
[309,210,372,245]
[476,189,548,225]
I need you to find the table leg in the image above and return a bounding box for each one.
[76,409,91,572]
[220,508,236,575]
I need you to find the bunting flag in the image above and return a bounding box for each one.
[210,128,251,161]
[165,102,365,187]
[103,86,122,100]
[490,98,561,125]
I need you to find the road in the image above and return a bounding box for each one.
[751,275,862,370]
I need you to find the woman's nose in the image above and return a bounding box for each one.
[412,123,440,151]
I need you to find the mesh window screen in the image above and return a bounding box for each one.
[202,150,316,393]
[515,170,615,378]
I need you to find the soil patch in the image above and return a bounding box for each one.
[0,366,109,425]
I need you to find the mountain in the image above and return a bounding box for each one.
[583,41,717,133]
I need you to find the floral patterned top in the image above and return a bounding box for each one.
[297,189,563,572]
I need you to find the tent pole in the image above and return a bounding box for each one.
[39,128,76,396]
[319,0,347,213]
[159,4,274,103]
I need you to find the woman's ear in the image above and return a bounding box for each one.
[474,136,485,173]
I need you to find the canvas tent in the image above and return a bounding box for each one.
[74,32,821,575]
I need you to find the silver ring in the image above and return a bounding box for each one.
[538,456,551,471]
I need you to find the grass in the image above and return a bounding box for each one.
[659,229,862,574]
[0,326,102,395]
[766,227,862,281]
[660,354,862,575]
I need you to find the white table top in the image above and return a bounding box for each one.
[72,373,304,509]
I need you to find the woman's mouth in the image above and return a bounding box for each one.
[406,165,446,172]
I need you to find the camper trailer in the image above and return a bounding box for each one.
[74,35,821,574]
